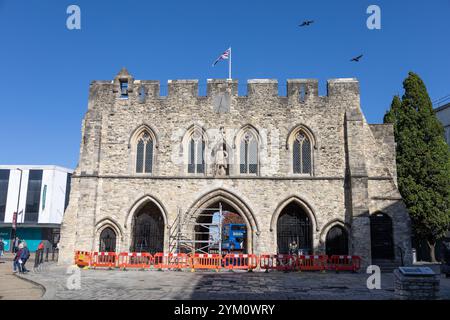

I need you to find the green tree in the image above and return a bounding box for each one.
[384,72,450,262]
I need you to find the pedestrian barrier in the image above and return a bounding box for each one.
[91,252,117,269]
[118,252,152,270]
[223,254,258,271]
[328,255,361,272]
[297,255,328,272]
[259,254,297,272]
[74,250,362,273]
[74,251,92,267]
[190,254,222,271]
[153,253,190,270]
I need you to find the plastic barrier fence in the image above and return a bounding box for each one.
[74,251,362,272]
[74,251,92,267]
[153,253,190,269]
[223,254,258,270]
[259,254,297,272]
[91,252,117,269]
[328,255,361,272]
[190,254,222,271]
[118,252,152,270]
[297,255,328,271]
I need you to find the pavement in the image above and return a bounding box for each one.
[13,262,450,300]
[0,253,44,300]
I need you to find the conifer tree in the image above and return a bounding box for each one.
[384,72,450,262]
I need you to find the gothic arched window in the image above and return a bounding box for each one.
[136,131,154,173]
[239,131,258,174]
[293,131,312,174]
[188,129,206,174]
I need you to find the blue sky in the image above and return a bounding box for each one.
[0,0,449,169]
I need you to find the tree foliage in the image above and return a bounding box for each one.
[384,72,450,258]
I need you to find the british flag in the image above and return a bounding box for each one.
[212,48,230,66]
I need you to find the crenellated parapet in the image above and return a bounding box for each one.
[88,68,360,108]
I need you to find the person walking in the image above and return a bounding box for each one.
[19,241,30,273]
[13,237,20,253]
[0,238,4,263]
[13,243,24,273]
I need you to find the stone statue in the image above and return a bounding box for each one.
[214,144,229,176]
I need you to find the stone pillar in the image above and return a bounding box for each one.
[345,109,372,269]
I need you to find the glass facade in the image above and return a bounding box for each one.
[0,169,10,222]
[24,170,43,223]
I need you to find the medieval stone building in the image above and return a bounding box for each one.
[58,68,412,268]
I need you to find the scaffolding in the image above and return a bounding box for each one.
[170,203,224,255]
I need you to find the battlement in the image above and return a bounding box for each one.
[89,68,360,101]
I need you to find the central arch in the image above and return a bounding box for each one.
[126,195,168,254]
[185,189,259,254]
[271,196,318,255]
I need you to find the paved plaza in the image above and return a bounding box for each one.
[12,263,450,300]
[0,254,44,300]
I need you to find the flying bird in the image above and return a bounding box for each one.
[350,54,363,62]
[299,20,314,27]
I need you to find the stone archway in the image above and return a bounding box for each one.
[126,195,168,254]
[185,189,259,254]
[271,196,318,255]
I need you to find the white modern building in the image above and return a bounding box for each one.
[0,165,73,251]
[435,102,450,145]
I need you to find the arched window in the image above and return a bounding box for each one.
[293,131,312,174]
[188,129,206,174]
[136,131,154,173]
[239,131,258,174]
[99,227,117,252]
[325,226,349,256]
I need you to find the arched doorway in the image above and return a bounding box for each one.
[194,201,249,254]
[131,201,165,254]
[99,227,117,252]
[325,226,349,256]
[370,212,394,259]
[277,202,312,254]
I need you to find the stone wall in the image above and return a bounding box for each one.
[58,68,412,268]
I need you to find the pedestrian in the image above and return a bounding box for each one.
[13,243,24,273]
[19,241,30,273]
[0,238,4,262]
[13,237,20,253]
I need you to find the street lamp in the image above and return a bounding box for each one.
[10,168,23,253]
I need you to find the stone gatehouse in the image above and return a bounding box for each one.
[58,68,412,267]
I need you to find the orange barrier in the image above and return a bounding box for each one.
[223,254,258,271]
[74,251,92,267]
[153,253,190,269]
[329,255,361,272]
[91,252,117,269]
[297,255,328,271]
[190,254,222,271]
[259,254,297,272]
[118,252,152,270]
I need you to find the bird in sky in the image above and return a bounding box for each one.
[350,54,363,62]
[299,20,314,27]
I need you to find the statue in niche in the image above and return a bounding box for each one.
[214,127,229,176]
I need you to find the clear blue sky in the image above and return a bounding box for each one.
[0,0,449,169]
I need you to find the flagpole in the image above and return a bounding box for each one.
[228,47,232,80]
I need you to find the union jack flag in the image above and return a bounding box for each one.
[212,48,230,66]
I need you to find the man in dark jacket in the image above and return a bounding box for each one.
[19,242,30,273]
[13,244,23,273]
